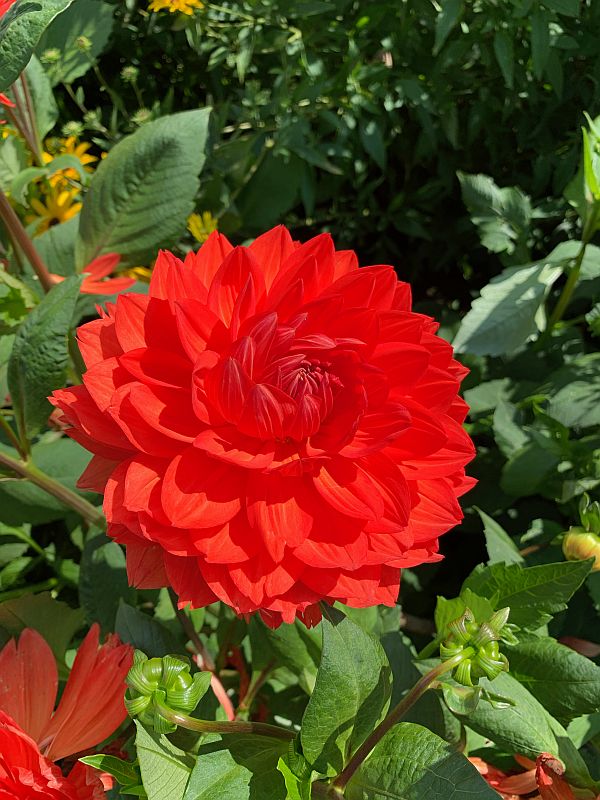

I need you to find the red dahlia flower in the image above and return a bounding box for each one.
[51,226,475,627]
[0,626,133,761]
[0,712,109,799]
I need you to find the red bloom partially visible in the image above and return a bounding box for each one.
[51,226,475,627]
[0,625,133,762]
[0,0,17,17]
[471,754,580,800]
[0,712,108,799]
[50,254,135,296]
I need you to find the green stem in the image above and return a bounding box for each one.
[544,241,587,336]
[0,189,54,292]
[0,448,105,528]
[155,701,295,742]
[19,73,44,164]
[0,413,26,459]
[332,653,468,791]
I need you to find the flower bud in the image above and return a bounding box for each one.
[131,108,152,126]
[41,48,61,65]
[76,35,92,52]
[440,608,511,688]
[61,121,84,138]
[125,651,211,733]
[562,528,600,571]
[121,65,139,84]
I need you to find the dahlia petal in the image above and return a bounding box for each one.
[126,542,168,589]
[207,356,253,422]
[326,265,397,310]
[84,253,121,281]
[401,415,475,479]
[41,625,132,762]
[194,427,274,469]
[150,249,208,301]
[274,233,335,299]
[387,397,448,459]
[175,299,229,361]
[371,342,430,391]
[77,313,122,367]
[246,474,314,561]
[333,249,359,279]
[118,347,192,389]
[314,460,384,521]
[406,477,464,542]
[123,457,163,512]
[189,231,234,287]
[393,281,412,310]
[77,455,118,492]
[378,310,428,344]
[238,384,296,440]
[0,631,57,744]
[195,515,260,563]
[83,356,131,411]
[164,553,220,608]
[114,293,150,351]
[295,528,369,571]
[109,384,197,455]
[82,276,136,295]
[248,225,295,290]
[409,367,461,413]
[341,402,411,457]
[207,247,265,327]
[161,448,242,528]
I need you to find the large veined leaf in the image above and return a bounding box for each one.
[546,353,600,429]
[135,723,194,800]
[344,723,499,800]
[75,109,211,266]
[0,0,76,92]
[452,261,561,355]
[7,274,82,440]
[24,55,57,137]
[36,0,114,85]
[300,608,392,777]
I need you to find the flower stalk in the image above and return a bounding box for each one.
[0,189,54,292]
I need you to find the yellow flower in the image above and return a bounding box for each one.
[187,211,217,243]
[26,187,82,235]
[122,266,153,283]
[148,0,203,14]
[42,136,98,188]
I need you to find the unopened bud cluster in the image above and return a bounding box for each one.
[562,495,600,571]
[440,608,515,687]
[125,651,209,733]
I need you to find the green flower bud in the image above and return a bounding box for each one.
[76,35,92,52]
[41,48,61,65]
[131,108,152,126]
[563,528,600,571]
[125,651,211,733]
[121,65,139,83]
[62,121,84,138]
[440,608,512,688]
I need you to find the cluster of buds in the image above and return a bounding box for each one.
[440,607,516,687]
[125,651,211,733]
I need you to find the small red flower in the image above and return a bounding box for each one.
[0,0,17,17]
[0,625,133,761]
[471,754,580,800]
[51,226,475,627]
[0,712,108,799]
[50,253,135,296]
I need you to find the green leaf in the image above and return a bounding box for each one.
[546,354,600,429]
[500,440,561,498]
[452,261,561,356]
[79,532,135,632]
[24,55,57,138]
[276,757,311,800]
[531,11,551,80]
[463,560,593,630]
[543,0,580,15]
[79,754,141,788]
[0,136,28,192]
[458,172,532,256]
[183,735,286,800]
[75,109,211,266]
[476,507,524,565]
[583,129,600,201]
[0,591,84,668]
[300,608,392,777]
[433,0,462,55]
[0,268,37,334]
[8,275,82,440]
[567,713,600,748]
[36,0,114,85]
[434,589,496,636]
[0,0,76,93]
[507,636,600,723]
[464,672,594,789]
[344,723,499,800]
[34,216,77,276]
[493,30,514,89]
[10,166,49,204]
[493,400,530,458]
[116,601,183,658]
[135,722,194,800]
[249,616,321,693]
[359,119,386,170]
